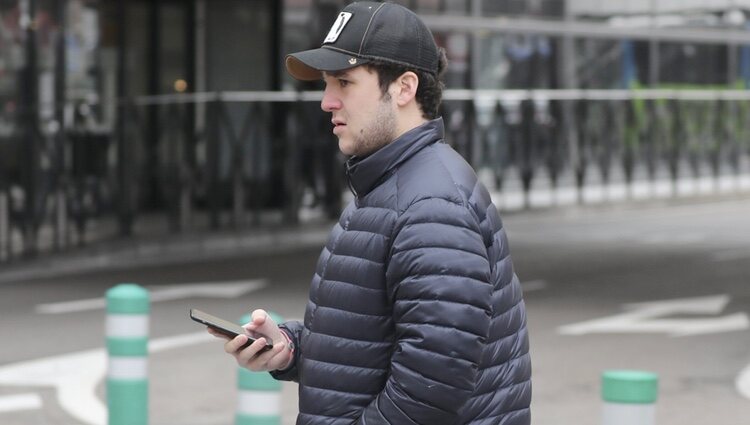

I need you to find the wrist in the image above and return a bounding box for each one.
[278,328,295,370]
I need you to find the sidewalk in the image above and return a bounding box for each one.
[0,215,334,285]
[2,171,749,285]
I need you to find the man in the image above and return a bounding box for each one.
[211,2,531,424]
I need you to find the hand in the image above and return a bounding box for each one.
[207,309,293,372]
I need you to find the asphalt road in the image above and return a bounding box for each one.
[1,195,749,425]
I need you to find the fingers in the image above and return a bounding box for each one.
[235,337,290,372]
[212,309,290,373]
[223,334,291,372]
[265,342,292,370]
[207,327,230,341]
[223,334,250,354]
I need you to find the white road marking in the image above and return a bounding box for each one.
[0,349,104,424]
[35,279,267,314]
[736,363,750,400]
[559,294,750,337]
[0,331,214,424]
[0,393,43,413]
[522,279,547,292]
[641,233,706,245]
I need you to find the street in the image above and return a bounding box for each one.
[1,195,749,425]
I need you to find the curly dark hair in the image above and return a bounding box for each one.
[365,47,448,120]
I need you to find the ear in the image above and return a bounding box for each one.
[393,71,419,107]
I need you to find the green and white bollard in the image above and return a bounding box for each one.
[106,284,150,425]
[602,370,658,425]
[236,312,283,425]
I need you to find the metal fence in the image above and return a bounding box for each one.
[1,89,750,263]
[444,89,750,207]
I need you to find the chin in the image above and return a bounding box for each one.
[338,140,355,156]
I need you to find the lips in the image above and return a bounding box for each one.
[332,119,346,134]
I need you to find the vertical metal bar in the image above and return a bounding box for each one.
[116,0,133,236]
[55,188,66,249]
[179,102,192,232]
[180,175,191,231]
[207,98,221,229]
[520,99,535,209]
[253,103,267,226]
[181,0,197,232]
[54,0,68,250]
[166,103,181,233]
[20,0,40,256]
[232,147,244,228]
[194,0,206,132]
[646,1,661,196]
[469,0,482,168]
[231,102,248,228]
[269,0,290,224]
[193,0,206,229]
[270,0,282,91]
[145,0,161,208]
[727,43,739,186]
[0,187,8,263]
[560,3,580,203]
[648,0,659,87]
[283,102,300,225]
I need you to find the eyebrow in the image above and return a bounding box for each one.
[323,70,351,79]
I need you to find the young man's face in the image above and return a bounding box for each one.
[321,66,397,157]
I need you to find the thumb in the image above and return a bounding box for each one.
[248,309,282,342]
[251,309,269,326]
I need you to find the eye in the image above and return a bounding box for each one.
[338,79,350,88]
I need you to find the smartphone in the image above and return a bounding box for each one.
[190,308,273,352]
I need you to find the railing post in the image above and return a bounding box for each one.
[0,186,8,263]
[180,169,192,231]
[165,102,182,233]
[54,184,67,250]
[232,137,245,227]
[519,98,536,209]
[283,103,300,224]
[207,97,222,229]
[106,284,150,425]
[117,101,135,237]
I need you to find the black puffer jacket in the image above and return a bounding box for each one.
[274,118,531,425]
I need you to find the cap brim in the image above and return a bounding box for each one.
[285,47,370,81]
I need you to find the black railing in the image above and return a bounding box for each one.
[442,89,750,207]
[1,89,749,263]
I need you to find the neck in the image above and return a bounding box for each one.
[394,105,428,141]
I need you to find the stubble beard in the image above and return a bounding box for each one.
[350,93,397,158]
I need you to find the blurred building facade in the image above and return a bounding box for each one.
[1,0,749,261]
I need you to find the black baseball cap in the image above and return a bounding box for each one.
[285,1,439,81]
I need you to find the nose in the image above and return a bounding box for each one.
[321,86,341,112]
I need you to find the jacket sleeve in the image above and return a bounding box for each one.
[269,320,303,382]
[356,197,493,424]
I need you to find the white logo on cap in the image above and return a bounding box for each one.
[324,12,353,44]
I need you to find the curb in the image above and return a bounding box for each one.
[0,223,333,284]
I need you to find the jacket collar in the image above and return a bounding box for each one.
[345,118,444,198]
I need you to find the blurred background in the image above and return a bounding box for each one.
[1,1,750,424]
[1,0,749,259]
